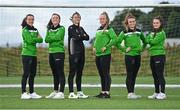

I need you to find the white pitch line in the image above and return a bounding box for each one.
[0,84,180,88]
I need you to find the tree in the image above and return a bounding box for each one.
[110,9,146,35]
[109,1,180,38]
[166,11,180,38]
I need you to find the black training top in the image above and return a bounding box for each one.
[68,24,89,55]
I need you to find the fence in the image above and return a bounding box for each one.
[0,4,180,76]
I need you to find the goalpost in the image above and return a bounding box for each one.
[0,4,180,88]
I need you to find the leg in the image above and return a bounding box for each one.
[131,55,141,92]
[76,54,85,92]
[154,56,166,93]
[21,56,31,93]
[96,56,105,91]
[100,55,111,92]
[125,55,135,93]
[68,55,78,93]
[54,53,66,93]
[150,56,160,93]
[49,54,59,91]
[29,56,37,93]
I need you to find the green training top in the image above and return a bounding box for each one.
[45,25,65,53]
[146,29,166,56]
[21,26,43,56]
[116,29,146,56]
[93,26,117,56]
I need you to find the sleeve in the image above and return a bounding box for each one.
[45,30,51,43]
[68,26,83,41]
[105,28,117,48]
[115,31,126,52]
[79,27,89,41]
[22,29,42,44]
[45,27,65,43]
[140,31,147,51]
[93,37,96,48]
[149,32,166,45]
[145,33,151,44]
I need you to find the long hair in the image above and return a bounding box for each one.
[70,12,81,26]
[47,13,61,30]
[152,15,164,37]
[21,14,34,28]
[123,13,136,31]
[153,15,164,31]
[100,11,110,31]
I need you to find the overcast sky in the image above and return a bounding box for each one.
[0,0,179,47]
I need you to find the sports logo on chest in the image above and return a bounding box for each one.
[96,30,109,35]
[76,29,79,33]
[29,30,38,33]
[124,31,141,37]
[49,28,60,32]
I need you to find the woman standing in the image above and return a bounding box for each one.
[68,12,89,99]
[21,14,43,99]
[93,12,116,98]
[45,13,66,99]
[116,13,146,99]
[146,16,167,100]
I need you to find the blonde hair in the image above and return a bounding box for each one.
[100,11,110,31]
[123,13,136,31]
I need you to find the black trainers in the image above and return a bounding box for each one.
[104,93,111,98]
[95,93,104,98]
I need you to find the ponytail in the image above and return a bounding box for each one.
[100,11,110,31]
[70,12,81,26]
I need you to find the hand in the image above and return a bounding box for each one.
[126,47,131,53]
[38,34,42,38]
[101,47,107,52]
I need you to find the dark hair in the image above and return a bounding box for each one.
[47,13,61,30]
[70,12,81,25]
[100,11,110,31]
[21,14,34,28]
[123,13,136,31]
[153,15,164,31]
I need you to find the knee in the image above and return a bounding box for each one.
[76,72,82,78]
[29,73,36,78]
[159,77,165,84]
[22,72,29,79]
[68,73,75,80]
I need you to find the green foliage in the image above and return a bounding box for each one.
[110,2,180,38]
[110,9,146,35]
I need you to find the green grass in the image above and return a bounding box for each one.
[0,76,180,109]
[0,88,180,109]
[0,75,180,84]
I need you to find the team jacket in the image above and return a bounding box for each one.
[116,28,146,56]
[21,25,43,56]
[45,25,65,53]
[93,26,116,56]
[146,29,166,56]
[68,24,89,55]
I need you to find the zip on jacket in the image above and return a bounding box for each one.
[45,25,65,53]
[21,25,43,56]
[93,26,117,56]
[116,28,146,56]
[68,24,89,55]
[146,29,166,56]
